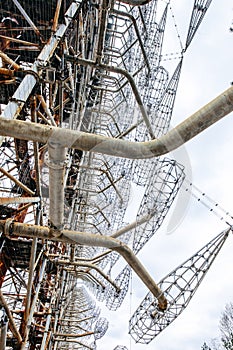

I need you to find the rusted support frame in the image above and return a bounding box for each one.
[96,0,110,63]
[116,118,143,138]
[0,291,23,345]
[85,203,111,228]
[2,1,80,120]
[92,108,122,135]
[1,221,167,310]
[23,237,38,324]
[0,166,35,195]
[58,319,88,331]
[79,164,123,203]
[0,320,8,350]
[37,95,57,126]
[0,68,14,77]
[52,0,63,32]
[0,35,39,47]
[12,0,41,38]
[30,95,43,208]
[1,85,233,159]
[0,50,21,70]
[60,315,95,323]
[23,209,41,335]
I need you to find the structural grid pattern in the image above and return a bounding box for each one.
[0,0,231,349]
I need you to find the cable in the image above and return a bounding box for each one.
[183,178,233,228]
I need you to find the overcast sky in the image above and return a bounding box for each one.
[97,1,233,349]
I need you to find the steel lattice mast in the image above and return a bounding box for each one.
[0,0,232,349]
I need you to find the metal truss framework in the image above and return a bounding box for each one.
[0,0,232,349]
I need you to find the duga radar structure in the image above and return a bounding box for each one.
[0,0,232,349]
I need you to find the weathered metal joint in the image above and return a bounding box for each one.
[49,227,63,238]
[4,218,14,236]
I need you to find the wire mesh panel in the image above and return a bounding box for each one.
[133,158,185,254]
[129,229,230,344]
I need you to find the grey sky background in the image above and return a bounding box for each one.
[97,1,233,349]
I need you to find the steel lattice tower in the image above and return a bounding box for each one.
[0,0,232,349]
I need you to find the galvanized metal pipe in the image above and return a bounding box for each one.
[1,85,233,159]
[48,142,67,231]
[1,220,167,310]
[96,0,109,62]
[111,208,157,239]
[40,311,52,350]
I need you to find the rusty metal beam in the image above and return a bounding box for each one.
[0,50,21,70]
[0,291,22,345]
[52,0,63,32]
[54,331,94,337]
[37,95,57,126]
[0,166,35,195]
[0,197,40,205]
[111,207,157,239]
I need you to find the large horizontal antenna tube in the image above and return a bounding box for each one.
[0,220,167,310]
[0,86,233,159]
